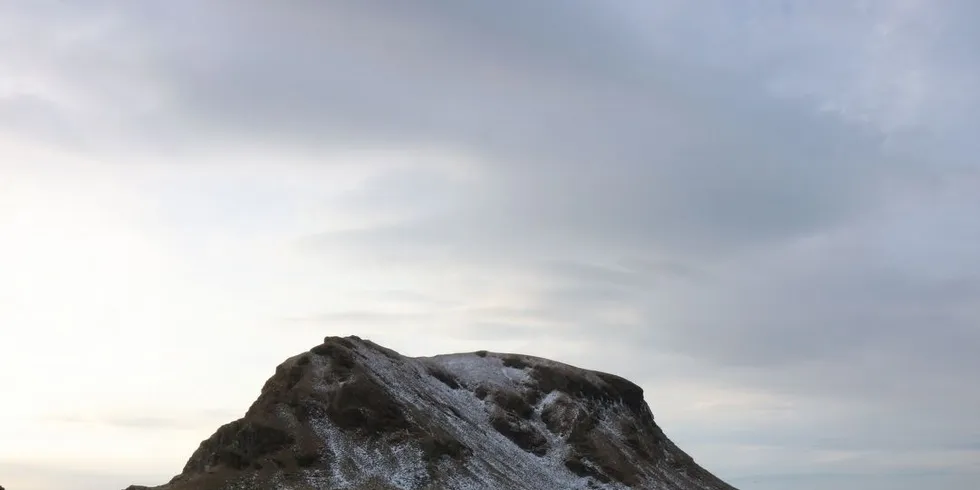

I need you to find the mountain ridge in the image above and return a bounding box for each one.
[125,336,737,490]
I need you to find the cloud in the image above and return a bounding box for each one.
[3,1,979,489]
[50,409,240,431]
[0,461,171,490]
[4,1,924,255]
[731,470,980,490]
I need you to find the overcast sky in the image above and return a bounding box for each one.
[2,1,979,489]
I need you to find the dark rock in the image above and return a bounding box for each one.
[501,354,531,369]
[427,365,460,390]
[182,420,295,473]
[489,388,534,419]
[490,408,549,456]
[124,335,738,490]
[529,363,646,412]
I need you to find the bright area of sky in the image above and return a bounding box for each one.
[2,1,979,489]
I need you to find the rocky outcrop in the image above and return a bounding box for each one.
[126,336,737,490]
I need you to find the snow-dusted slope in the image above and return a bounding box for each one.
[124,336,737,490]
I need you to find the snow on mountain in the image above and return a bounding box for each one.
[124,336,738,490]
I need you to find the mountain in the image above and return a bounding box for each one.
[125,336,737,490]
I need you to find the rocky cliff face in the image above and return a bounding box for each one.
[125,336,737,490]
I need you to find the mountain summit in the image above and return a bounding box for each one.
[126,336,737,490]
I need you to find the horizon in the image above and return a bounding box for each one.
[2,1,980,489]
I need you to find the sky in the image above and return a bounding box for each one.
[1,1,979,489]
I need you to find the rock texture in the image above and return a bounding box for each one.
[125,336,737,490]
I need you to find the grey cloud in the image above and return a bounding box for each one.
[0,462,171,490]
[285,310,434,328]
[14,0,917,256]
[686,409,980,454]
[538,260,657,289]
[99,416,203,430]
[5,1,980,488]
[354,289,463,309]
[51,409,240,430]
[732,471,980,490]
[0,94,82,148]
[630,244,980,409]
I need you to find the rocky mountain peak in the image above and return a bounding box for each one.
[125,335,737,490]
